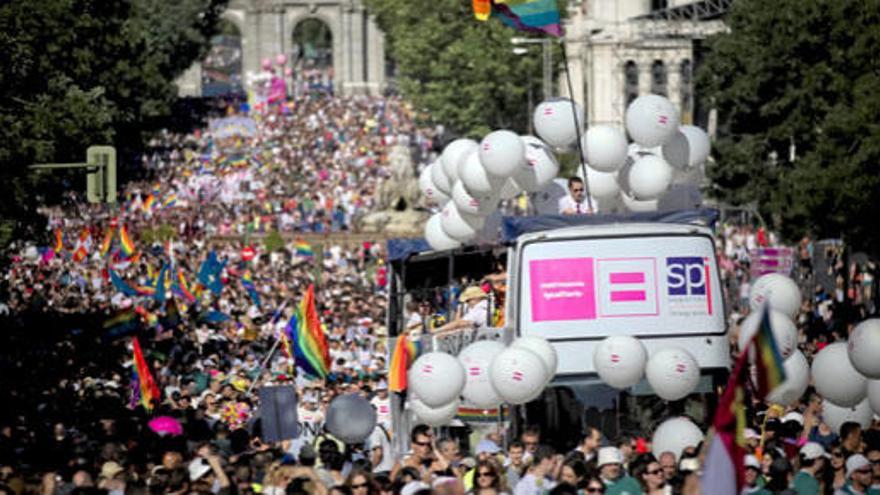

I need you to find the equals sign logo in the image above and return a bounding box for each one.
[675,363,687,374]
[544,107,554,116]
[512,371,524,382]
[422,364,434,374]
[658,115,669,125]
[469,366,482,376]
[610,353,621,364]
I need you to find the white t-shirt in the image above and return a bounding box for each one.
[371,396,392,429]
[557,195,596,215]
[462,299,490,330]
[367,426,395,473]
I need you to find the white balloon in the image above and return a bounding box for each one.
[409,352,466,408]
[439,202,485,242]
[451,180,497,217]
[822,399,873,433]
[651,417,704,461]
[576,166,619,201]
[431,159,453,195]
[766,350,810,406]
[425,213,461,251]
[479,130,526,178]
[868,380,880,416]
[511,336,558,381]
[749,274,802,320]
[662,126,710,168]
[645,347,700,401]
[459,150,503,195]
[419,163,450,206]
[441,139,479,183]
[812,342,867,408]
[629,155,673,200]
[582,125,628,172]
[498,178,522,200]
[533,98,584,149]
[458,340,506,409]
[848,319,880,379]
[489,346,548,404]
[625,94,680,147]
[325,394,377,443]
[621,192,659,212]
[410,398,460,427]
[736,309,798,359]
[514,136,560,192]
[593,336,648,389]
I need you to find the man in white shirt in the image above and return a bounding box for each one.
[558,177,595,215]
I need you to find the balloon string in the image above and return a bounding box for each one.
[560,41,593,213]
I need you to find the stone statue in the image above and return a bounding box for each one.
[359,144,426,236]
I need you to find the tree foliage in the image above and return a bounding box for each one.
[698,0,880,250]
[0,0,226,245]
[364,0,550,138]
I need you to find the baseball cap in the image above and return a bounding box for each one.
[845,454,871,478]
[188,458,212,481]
[475,439,501,456]
[100,461,125,479]
[744,455,761,470]
[799,442,830,460]
[781,411,804,425]
[597,446,624,467]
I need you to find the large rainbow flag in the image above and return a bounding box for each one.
[131,337,161,411]
[119,225,136,257]
[284,284,330,378]
[389,336,422,392]
[474,0,563,37]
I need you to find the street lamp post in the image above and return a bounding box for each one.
[512,47,534,134]
[511,37,552,100]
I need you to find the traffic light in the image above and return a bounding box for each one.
[86,146,116,204]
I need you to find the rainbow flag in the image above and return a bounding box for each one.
[294,240,314,258]
[702,344,751,493]
[100,228,113,257]
[162,194,177,210]
[131,337,161,411]
[241,269,260,307]
[389,336,422,392]
[285,284,330,378]
[752,305,787,398]
[484,0,563,37]
[102,309,140,341]
[119,225,136,257]
[142,194,157,213]
[457,406,507,423]
[53,228,64,253]
[172,269,197,303]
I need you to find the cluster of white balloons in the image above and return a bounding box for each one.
[406,336,558,426]
[578,94,711,211]
[593,335,700,402]
[420,129,561,250]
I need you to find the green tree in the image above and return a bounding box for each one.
[0,0,226,246]
[698,0,880,250]
[364,0,552,137]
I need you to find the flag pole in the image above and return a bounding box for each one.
[245,336,283,397]
[559,41,594,213]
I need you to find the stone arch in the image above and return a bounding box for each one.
[288,10,342,87]
[651,59,667,96]
[623,60,639,107]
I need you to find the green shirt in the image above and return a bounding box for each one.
[604,476,643,495]
[793,471,820,495]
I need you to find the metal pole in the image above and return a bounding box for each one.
[245,336,283,397]
[542,39,552,100]
[560,42,594,213]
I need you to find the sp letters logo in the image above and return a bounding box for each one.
[666,257,709,296]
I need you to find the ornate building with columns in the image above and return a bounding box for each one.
[177,0,387,97]
[562,0,730,127]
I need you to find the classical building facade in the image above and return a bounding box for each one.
[562,0,729,127]
[177,0,387,97]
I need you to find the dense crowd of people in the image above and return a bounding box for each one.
[0,88,879,495]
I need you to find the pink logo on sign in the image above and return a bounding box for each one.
[529,258,597,322]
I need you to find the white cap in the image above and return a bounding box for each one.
[799,442,829,460]
[597,446,624,467]
[400,481,431,495]
[781,411,804,425]
[845,454,871,478]
[188,458,211,481]
[744,455,761,470]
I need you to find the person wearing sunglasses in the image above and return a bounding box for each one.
[835,454,874,495]
[468,460,509,495]
[827,444,848,492]
[345,469,377,495]
[636,457,669,495]
[558,176,595,215]
[584,476,606,495]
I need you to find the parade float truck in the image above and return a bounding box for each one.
[386,209,728,453]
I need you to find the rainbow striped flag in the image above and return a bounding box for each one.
[119,225,136,256]
[752,305,787,398]
[285,284,330,378]
[99,228,113,256]
[162,194,177,210]
[53,228,64,253]
[131,337,161,411]
[241,269,260,307]
[294,240,314,258]
[457,406,507,423]
[481,0,563,37]
[389,336,422,392]
[172,268,197,303]
[142,194,157,213]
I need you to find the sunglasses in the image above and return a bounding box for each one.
[646,469,663,476]
[586,487,604,494]
[412,441,431,447]
[351,483,370,489]
[478,471,495,478]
